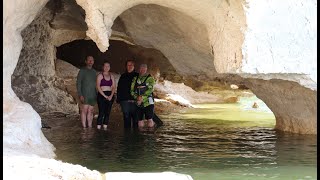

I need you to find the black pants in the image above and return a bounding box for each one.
[137,104,154,121]
[120,101,138,128]
[97,91,114,125]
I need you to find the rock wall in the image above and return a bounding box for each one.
[3,0,317,162]
[220,73,317,134]
[155,80,224,105]
[4,155,192,180]
[238,0,317,125]
[56,39,180,81]
[75,0,246,74]
[117,4,217,77]
[244,79,317,134]
[74,0,316,87]
[73,0,316,134]
[12,75,78,113]
[11,0,89,114]
[11,6,79,114]
[4,0,87,158]
[241,0,317,84]
[4,0,55,158]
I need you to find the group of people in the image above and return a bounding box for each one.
[76,56,156,130]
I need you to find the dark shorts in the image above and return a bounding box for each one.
[84,96,97,106]
[137,104,154,120]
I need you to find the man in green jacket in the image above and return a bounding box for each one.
[131,64,156,129]
[76,56,97,128]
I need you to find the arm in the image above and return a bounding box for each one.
[116,75,122,101]
[141,76,155,101]
[130,76,138,100]
[76,69,83,97]
[109,74,116,100]
[96,74,108,99]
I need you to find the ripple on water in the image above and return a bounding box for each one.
[42,103,316,180]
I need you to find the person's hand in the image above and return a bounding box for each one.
[80,96,84,103]
[107,96,113,101]
[137,96,142,105]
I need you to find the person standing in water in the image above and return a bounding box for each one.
[76,56,97,128]
[131,64,156,129]
[96,61,116,130]
[117,59,140,129]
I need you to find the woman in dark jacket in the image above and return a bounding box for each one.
[117,60,139,128]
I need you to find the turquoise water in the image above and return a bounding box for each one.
[42,100,317,180]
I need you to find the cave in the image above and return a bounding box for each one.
[4,0,317,179]
[56,39,178,80]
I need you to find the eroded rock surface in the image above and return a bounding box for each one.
[4,156,102,179]
[4,156,192,180]
[245,79,317,134]
[4,0,317,173]
[75,0,246,74]
[12,6,79,114]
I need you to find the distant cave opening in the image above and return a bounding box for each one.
[56,39,180,81]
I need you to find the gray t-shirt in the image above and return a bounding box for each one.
[76,67,97,106]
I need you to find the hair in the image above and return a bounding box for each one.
[103,61,110,65]
[124,59,135,72]
[140,63,148,68]
[85,55,94,61]
[125,59,135,66]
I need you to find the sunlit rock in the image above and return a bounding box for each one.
[4,156,102,179]
[230,84,239,89]
[3,0,317,178]
[154,80,222,105]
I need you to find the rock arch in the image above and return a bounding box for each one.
[3,0,317,159]
[75,0,246,73]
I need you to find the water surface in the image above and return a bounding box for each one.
[42,99,316,180]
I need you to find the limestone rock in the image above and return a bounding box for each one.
[154,80,223,104]
[4,156,193,180]
[11,6,85,114]
[55,59,122,115]
[242,0,317,84]
[3,100,55,158]
[3,0,318,169]
[46,0,87,31]
[4,156,102,179]
[245,78,317,134]
[56,59,80,79]
[230,84,239,89]
[12,75,78,114]
[75,0,245,74]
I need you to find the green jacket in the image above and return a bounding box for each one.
[130,74,155,107]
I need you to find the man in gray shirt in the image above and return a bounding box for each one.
[76,56,97,128]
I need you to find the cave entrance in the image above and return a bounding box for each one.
[56,39,178,79]
[10,0,276,128]
[4,0,316,178]
[55,37,275,127]
[50,38,278,176]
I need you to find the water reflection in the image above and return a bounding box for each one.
[80,128,95,142]
[274,132,317,166]
[41,103,316,180]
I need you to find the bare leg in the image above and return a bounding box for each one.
[138,120,145,130]
[147,119,155,128]
[81,105,89,128]
[87,105,94,128]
